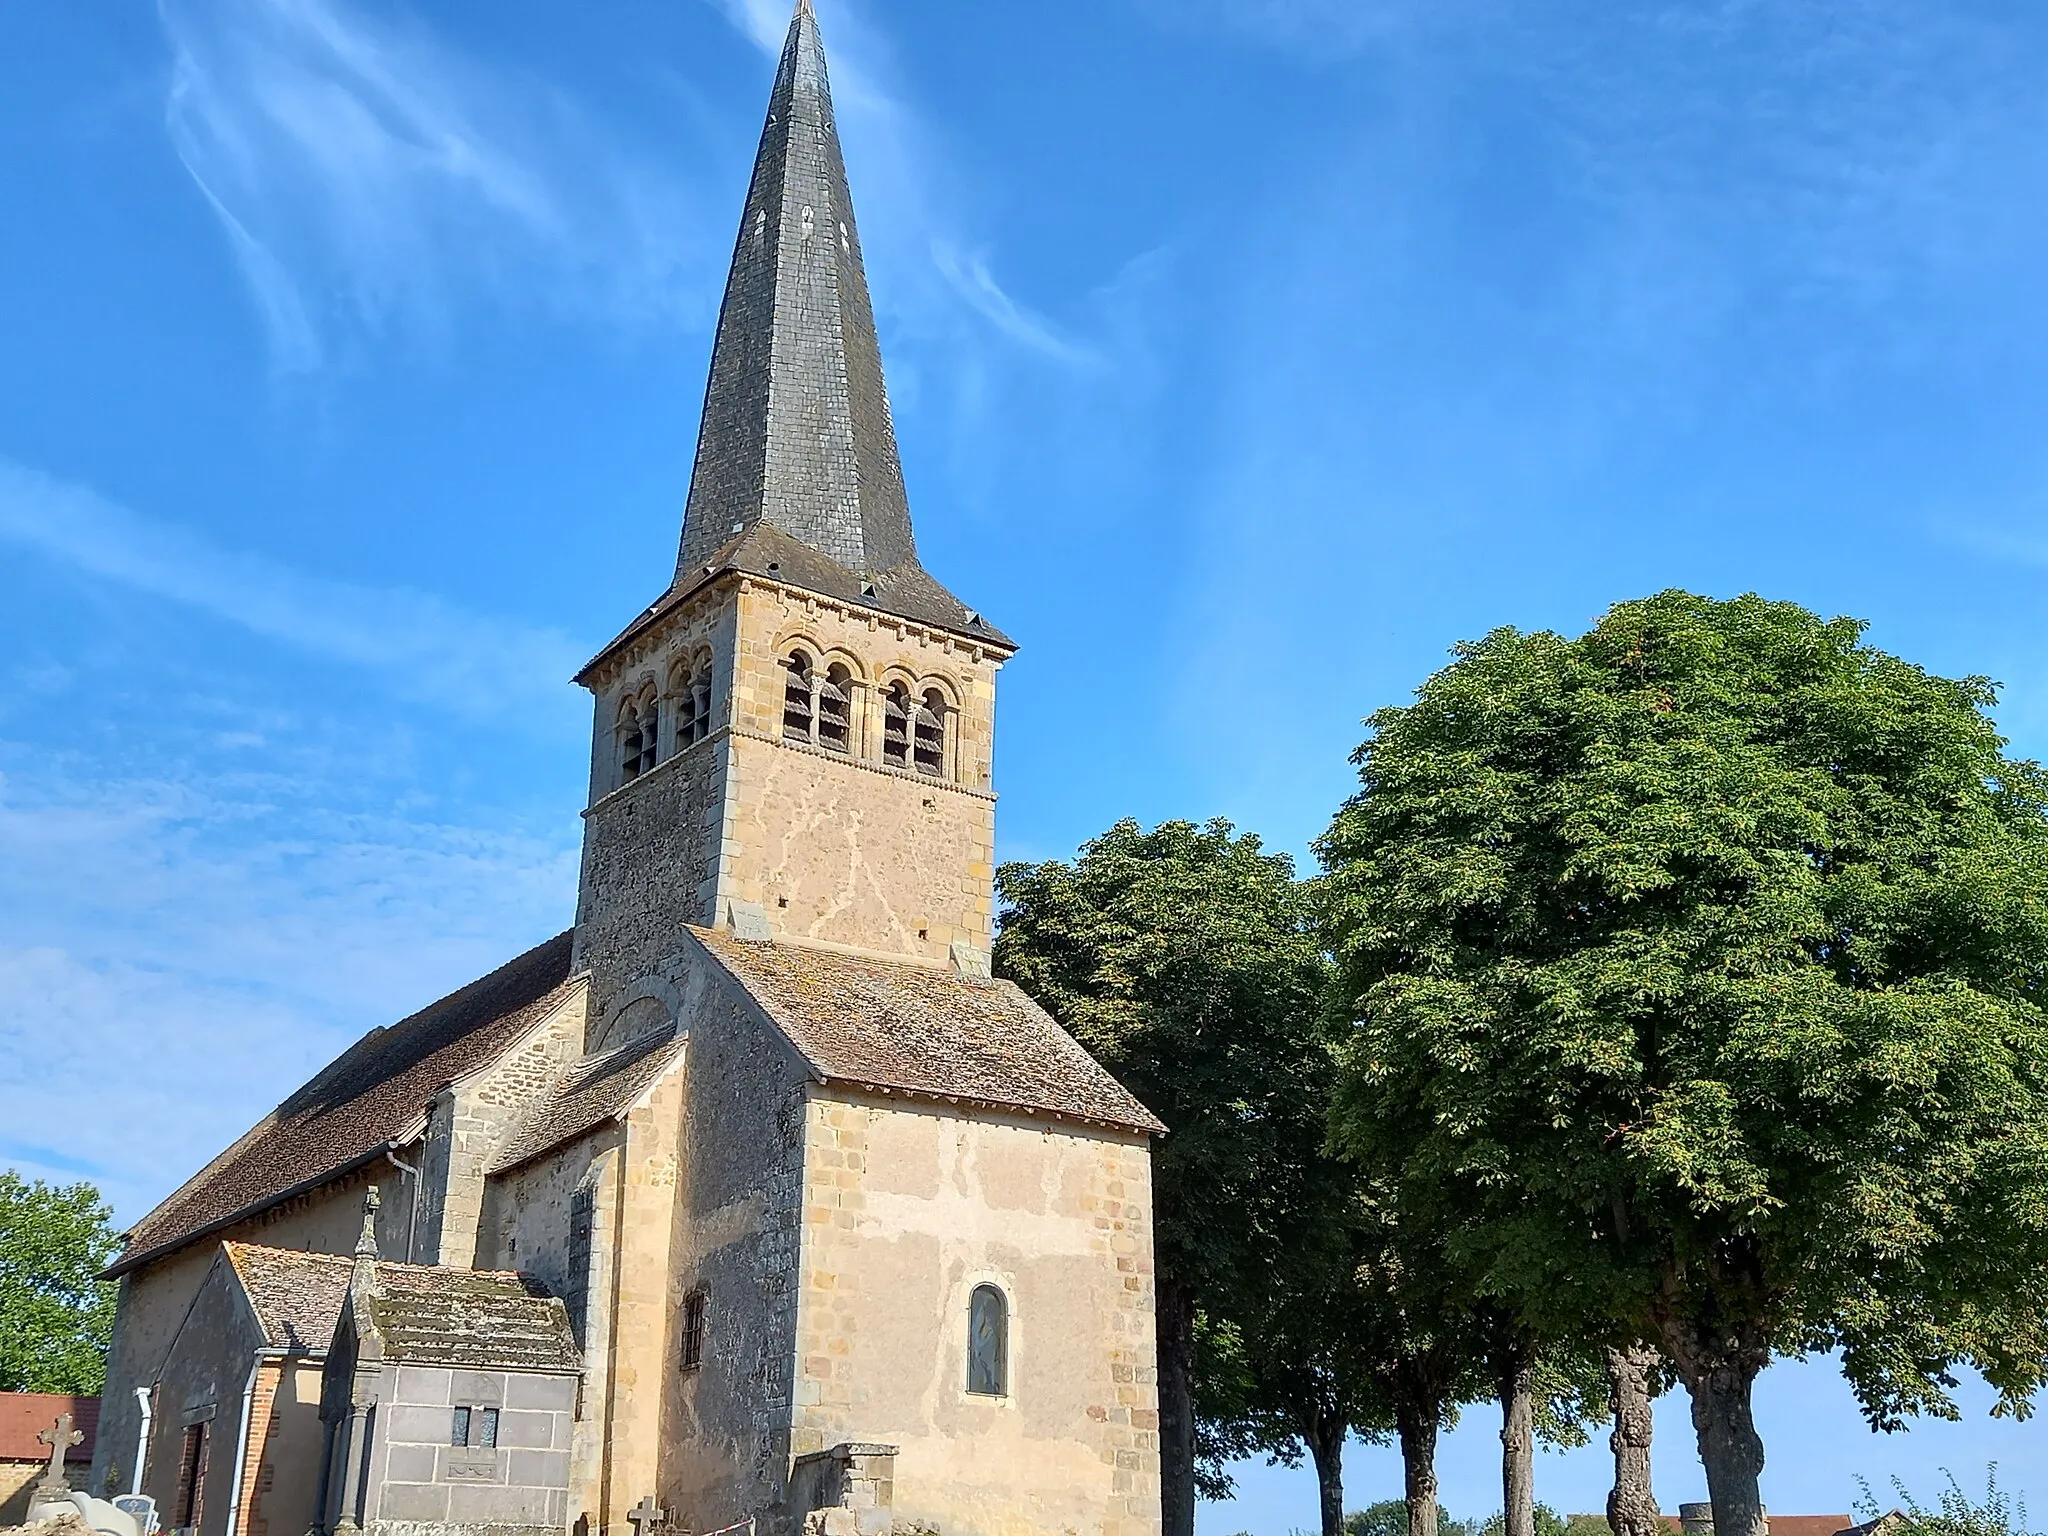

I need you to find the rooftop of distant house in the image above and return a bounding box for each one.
[0,1393,98,1463]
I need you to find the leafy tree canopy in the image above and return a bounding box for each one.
[0,1171,120,1393]
[996,817,1331,1325]
[996,818,1333,1528]
[1319,592,2048,1435]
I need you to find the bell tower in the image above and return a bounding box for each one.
[570,0,1013,1027]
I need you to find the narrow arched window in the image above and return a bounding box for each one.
[882,683,911,767]
[692,662,713,743]
[640,692,660,770]
[914,689,947,779]
[967,1284,1007,1396]
[782,653,814,744]
[619,696,656,783]
[671,664,698,752]
[817,664,853,755]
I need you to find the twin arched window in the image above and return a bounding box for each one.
[619,655,716,786]
[673,658,714,751]
[786,652,948,776]
[617,689,660,782]
[967,1283,1008,1397]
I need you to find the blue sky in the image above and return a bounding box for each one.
[4,0,2048,1523]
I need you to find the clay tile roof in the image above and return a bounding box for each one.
[367,1268,580,1374]
[689,928,1163,1135]
[490,1028,688,1174]
[0,1394,97,1463]
[113,933,582,1277]
[216,1244,581,1373]
[222,1244,354,1353]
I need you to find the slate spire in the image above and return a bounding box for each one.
[675,0,917,580]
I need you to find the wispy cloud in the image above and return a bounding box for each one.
[0,751,578,1222]
[710,0,1103,376]
[931,244,1099,366]
[0,458,585,720]
[159,0,714,372]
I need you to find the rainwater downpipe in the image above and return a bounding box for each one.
[131,1386,153,1495]
[223,1349,287,1536]
[384,1147,422,1264]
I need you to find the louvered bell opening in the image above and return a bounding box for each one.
[676,689,698,749]
[817,673,852,754]
[782,657,814,744]
[621,722,646,781]
[913,695,944,778]
[640,699,661,773]
[691,672,713,745]
[883,688,910,766]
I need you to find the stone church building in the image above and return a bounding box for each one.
[91,7,1166,1536]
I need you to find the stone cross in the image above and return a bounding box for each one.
[628,1497,666,1536]
[36,1412,82,1496]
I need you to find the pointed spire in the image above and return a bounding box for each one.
[675,0,918,581]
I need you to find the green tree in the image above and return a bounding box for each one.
[995,819,1332,1536]
[1198,1183,1394,1536]
[1318,592,2048,1536]
[0,1171,120,1392]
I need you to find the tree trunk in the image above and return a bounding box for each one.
[1603,1345,1661,1536]
[1156,1276,1198,1536]
[1499,1346,1535,1536]
[1394,1394,1440,1536]
[1656,1320,1767,1536]
[1307,1406,1348,1536]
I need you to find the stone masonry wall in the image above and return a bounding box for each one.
[362,1362,575,1536]
[94,1166,413,1500]
[791,1092,1161,1536]
[575,573,1004,984]
[417,988,589,1269]
[716,581,999,966]
[480,1136,626,1535]
[575,733,727,1028]
[654,949,813,1535]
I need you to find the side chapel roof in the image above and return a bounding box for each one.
[221,1244,581,1374]
[690,927,1165,1135]
[113,933,581,1277]
[490,1026,688,1174]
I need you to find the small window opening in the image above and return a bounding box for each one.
[176,1423,208,1530]
[692,664,713,744]
[673,659,714,751]
[452,1406,499,1448]
[967,1283,1007,1397]
[817,664,853,755]
[681,1291,708,1371]
[451,1407,470,1447]
[479,1407,499,1449]
[914,689,947,778]
[882,683,911,767]
[673,672,698,751]
[620,691,659,782]
[782,654,815,744]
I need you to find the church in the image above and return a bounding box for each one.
[90,8,1166,1536]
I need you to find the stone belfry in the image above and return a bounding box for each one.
[572,0,1012,1026]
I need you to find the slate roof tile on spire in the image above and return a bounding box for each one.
[678,0,910,579]
[580,1,1007,681]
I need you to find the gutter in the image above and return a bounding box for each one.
[131,1387,153,1496]
[384,1149,423,1265]
[224,1349,288,1536]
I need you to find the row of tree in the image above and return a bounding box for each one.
[994,593,2048,1536]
